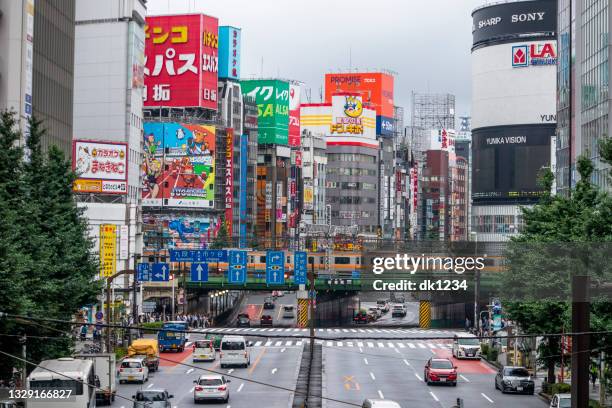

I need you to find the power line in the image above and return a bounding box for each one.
[0,333,68,340]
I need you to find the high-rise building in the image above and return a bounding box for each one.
[556,0,611,195]
[0,0,75,156]
[471,0,557,241]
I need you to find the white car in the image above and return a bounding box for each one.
[118,357,148,384]
[192,340,216,362]
[193,374,230,403]
[282,305,295,318]
[550,393,571,408]
[362,399,401,408]
[220,336,251,368]
[452,335,481,359]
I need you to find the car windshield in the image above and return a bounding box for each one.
[265,297,273,302]
[504,368,529,377]
[430,360,453,369]
[559,398,571,408]
[136,391,166,401]
[239,317,249,321]
[284,306,293,311]
[199,378,223,386]
[458,338,480,345]
[262,315,271,320]
[121,361,141,368]
[221,341,245,350]
[377,300,386,305]
[194,341,212,349]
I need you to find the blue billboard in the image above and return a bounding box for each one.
[219,26,241,80]
[376,116,394,137]
[239,134,248,248]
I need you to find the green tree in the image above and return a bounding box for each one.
[210,216,231,249]
[0,112,99,379]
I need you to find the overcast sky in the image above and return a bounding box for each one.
[147,0,484,124]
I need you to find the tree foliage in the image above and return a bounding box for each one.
[0,112,100,379]
[210,216,231,249]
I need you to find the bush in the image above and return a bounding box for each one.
[140,321,163,334]
[481,343,490,355]
[115,347,127,361]
[550,382,571,396]
[541,381,552,394]
[588,400,601,408]
[487,348,499,362]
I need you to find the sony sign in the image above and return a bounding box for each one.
[511,12,546,23]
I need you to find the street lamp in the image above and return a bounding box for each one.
[470,231,479,333]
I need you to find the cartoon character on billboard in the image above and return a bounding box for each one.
[187,127,213,155]
[75,144,92,175]
[168,219,196,242]
[144,133,162,156]
[143,157,162,198]
[344,96,363,118]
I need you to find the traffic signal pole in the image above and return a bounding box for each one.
[571,275,589,408]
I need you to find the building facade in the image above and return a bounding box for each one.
[0,0,75,156]
[471,0,557,241]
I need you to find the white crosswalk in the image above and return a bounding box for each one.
[219,339,454,350]
[190,327,458,335]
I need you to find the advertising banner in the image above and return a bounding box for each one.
[142,213,213,249]
[144,14,218,109]
[288,83,301,146]
[324,72,394,118]
[241,79,289,145]
[239,134,248,248]
[218,26,241,80]
[119,225,129,260]
[225,129,234,235]
[73,140,128,195]
[142,122,215,208]
[303,179,314,210]
[99,224,117,277]
[376,116,394,137]
[128,21,145,89]
[330,94,377,139]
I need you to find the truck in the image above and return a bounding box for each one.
[74,353,116,405]
[127,338,160,371]
[158,321,188,352]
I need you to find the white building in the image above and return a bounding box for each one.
[73,0,146,315]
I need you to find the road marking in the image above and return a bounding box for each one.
[237,383,244,392]
[228,369,234,374]
[281,347,286,352]
[359,347,363,353]
[254,341,262,347]
[147,383,154,389]
[274,341,282,346]
[285,341,292,347]
[394,348,400,354]
[387,342,395,348]
[398,343,405,348]
[407,343,416,349]
[417,343,426,349]
[367,342,374,348]
[369,372,376,380]
[327,341,334,347]
[364,358,369,365]
[415,373,422,381]
[429,391,439,402]
[186,368,194,374]
[337,342,343,347]
[248,348,266,374]
[481,393,494,403]
[271,368,278,374]
[347,342,353,347]
[460,374,470,382]
[189,387,194,393]
[403,359,410,367]
[377,342,384,348]
[377,390,384,399]
[357,342,364,348]
[265,340,272,346]
[427,343,436,349]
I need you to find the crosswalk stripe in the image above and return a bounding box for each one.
[357,342,364,347]
[398,343,405,348]
[367,342,374,348]
[283,328,291,332]
[274,341,282,346]
[350,329,357,333]
[293,328,300,332]
[377,342,385,348]
[408,343,416,349]
[342,329,349,333]
[286,341,293,346]
[265,340,272,346]
[315,340,323,345]
[254,341,262,347]
[296,341,303,346]
[347,342,353,347]
[427,344,436,349]
[327,341,333,347]
[387,342,395,348]
[418,343,426,349]
[337,342,343,347]
[437,344,446,349]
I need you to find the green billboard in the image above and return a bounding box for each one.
[240,79,289,145]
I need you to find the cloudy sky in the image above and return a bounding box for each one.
[147,0,484,123]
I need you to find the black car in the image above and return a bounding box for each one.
[495,366,535,395]
[237,315,250,328]
[263,296,275,309]
[260,315,273,327]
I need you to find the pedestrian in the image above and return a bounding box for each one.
[465,317,471,331]
[80,324,87,341]
[590,366,598,389]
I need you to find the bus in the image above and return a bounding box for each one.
[158,321,189,352]
[27,357,96,408]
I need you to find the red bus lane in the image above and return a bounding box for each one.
[159,348,193,367]
[242,303,264,321]
[433,347,496,375]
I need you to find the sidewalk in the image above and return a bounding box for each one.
[535,369,611,406]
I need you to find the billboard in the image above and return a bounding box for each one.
[288,83,301,146]
[225,129,234,235]
[472,41,557,129]
[142,213,213,249]
[73,140,128,195]
[142,122,215,208]
[241,79,289,145]
[330,94,377,139]
[144,14,218,109]
[472,124,553,203]
[324,72,394,118]
[428,129,456,152]
[99,224,117,277]
[128,21,145,89]
[239,134,248,248]
[472,0,557,47]
[219,26,241,80]
[303,179,314,210]
[511,42,557,68]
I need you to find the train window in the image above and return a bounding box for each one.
[260,256,266,263]
[335,257,350,264]
[356,257,360,265]
[308,256,315,264]
[249,256,254,263]
[287,256,291,263]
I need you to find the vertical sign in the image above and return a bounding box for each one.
[21,0,34,132]
[276,182,283,221]
[239,134,248,248]
[119,225,129,260]
[99,224,117,277]
[288,83,301,146]
[144,14,218,109]
[218,26,241,80]
[225,128,234,235]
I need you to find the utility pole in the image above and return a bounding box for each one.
[20,334,26,388]
[571,275,589,408]
[309,256,315,355]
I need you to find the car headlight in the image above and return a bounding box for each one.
[503,379,512,385]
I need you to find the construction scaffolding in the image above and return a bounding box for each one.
[410,92,456,131]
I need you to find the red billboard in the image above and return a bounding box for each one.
[144,14,219,109]
[224,129,234,235]
[288,83,301,146]
[324,72,394,118]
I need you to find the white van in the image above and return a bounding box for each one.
[193,339,216,362]
[220,336,251,368]
[118,357,149,384]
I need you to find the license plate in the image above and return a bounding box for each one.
[517,386,523,391]
[206,389,215,393]
[439,378,446,382]
[128,376,134,380]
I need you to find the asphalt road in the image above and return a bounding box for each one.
[358,301,419,326]
[238,292,298,328]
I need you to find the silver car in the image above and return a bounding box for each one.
[494,366,535,394]
[193,374,230,403]
[132,389,173,408]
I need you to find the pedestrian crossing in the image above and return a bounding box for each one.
[190,327,458,336]
[246,339,453,350]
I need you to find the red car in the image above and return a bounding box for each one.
[424,358,457,386]
[353,311,368,324]
[260,314,273,327]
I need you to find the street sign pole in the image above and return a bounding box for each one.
[309,257,315,355]
[171,271,175,321]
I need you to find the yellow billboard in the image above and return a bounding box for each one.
[99,224,117,277]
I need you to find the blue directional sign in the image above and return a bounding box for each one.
[293,251,307,285]
[266,251,285,285]
[190,263,209,282]
[136,263,151,282]
[228,250,247,284]
[169,249,194,262]
[203,249,228,262]
[151,263,170,281]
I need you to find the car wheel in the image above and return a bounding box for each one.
[494,381,498,390]
[452,382,457,387]
[528,389,534,395]
[500,384,506,394]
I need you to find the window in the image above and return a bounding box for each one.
[221,341,245,350]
